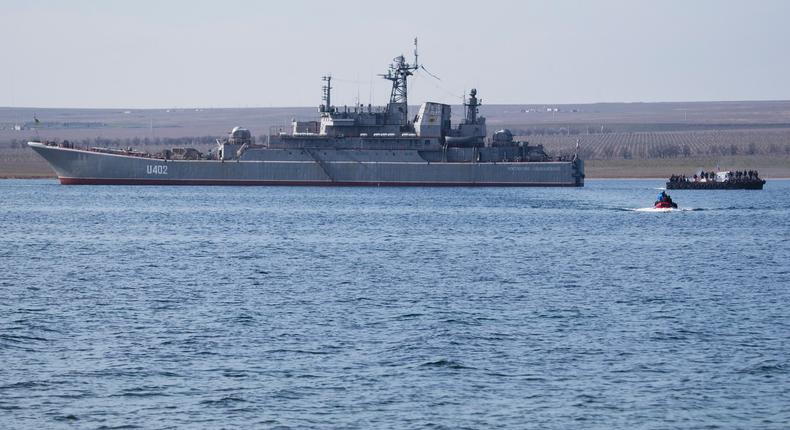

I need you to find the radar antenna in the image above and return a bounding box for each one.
[380,38,420,124]
[413,37,419,68]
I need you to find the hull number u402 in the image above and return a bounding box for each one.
[146,165,168,175]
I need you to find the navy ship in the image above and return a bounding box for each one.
[29,43,584,186]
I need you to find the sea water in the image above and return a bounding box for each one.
[1,179,788,428]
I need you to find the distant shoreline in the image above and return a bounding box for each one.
[4,101,790,179]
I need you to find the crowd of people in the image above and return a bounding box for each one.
[668,170,761,183]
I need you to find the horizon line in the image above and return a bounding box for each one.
[2,98,790,111]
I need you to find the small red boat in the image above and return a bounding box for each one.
[654,201,678,209]
[654,191,678,209]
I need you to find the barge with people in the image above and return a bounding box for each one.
[666,170,765,190]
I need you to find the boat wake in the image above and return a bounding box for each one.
[631,207,700,212]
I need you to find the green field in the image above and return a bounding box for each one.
[584,156,790,179]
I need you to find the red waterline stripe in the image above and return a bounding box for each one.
[59,177,582,187]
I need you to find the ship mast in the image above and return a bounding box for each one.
[464,88,480,124]
[380,38,419,125]
[320,75,333,113]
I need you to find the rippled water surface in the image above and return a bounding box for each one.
[1,179,789,428]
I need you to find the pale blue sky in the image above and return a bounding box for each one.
[2,0,789,108]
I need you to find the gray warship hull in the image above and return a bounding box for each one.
[29,42,585,187]
[29,142,584,186]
